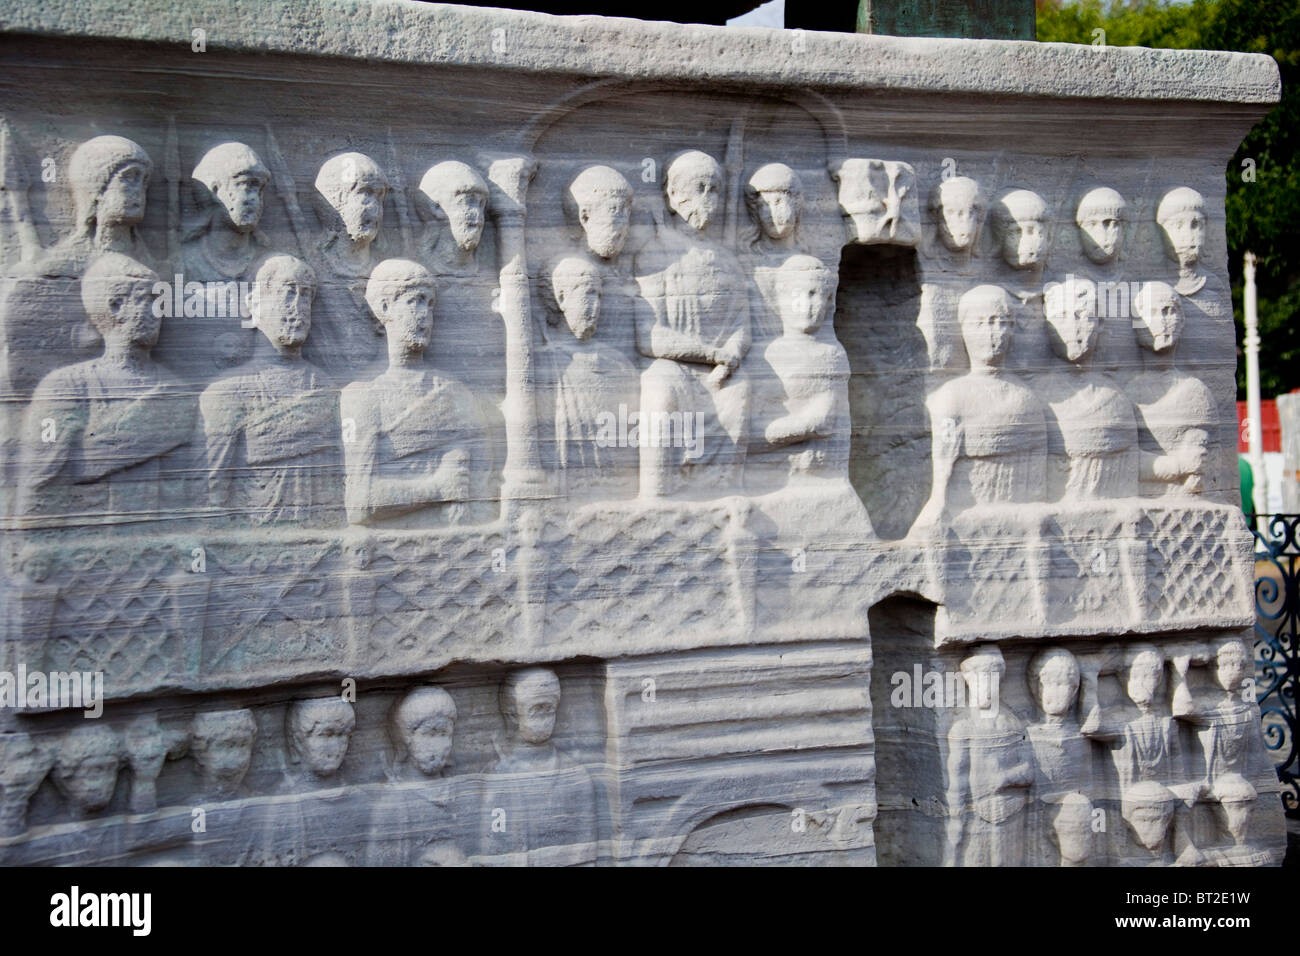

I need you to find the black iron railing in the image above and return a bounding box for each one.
[1249,513,1300,817]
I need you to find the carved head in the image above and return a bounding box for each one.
[81,252,162,349]
[286,697,355,778]
[250,254,316,350]
[1075,187,1127,265]
[51,724,121,815]
[1043,275,1100,363]
[1122,780,1177,851]
[419,161,489,253]
[957,284,1015,369]
[1213,637,1252,695]
[69,135,152,233]
[777,254,835,335]
[1156,187,1206,269]
[315,152,388,244]
[1125,645,1165,709]
[566,165,633,260]
[193,142,270,233]
[991,189,1047,269]
[190,709,257,793]
[391,686,457,777]
[1050,792,1094,865]
[1133,281,1183,353]
[500,667,561,746]
[366,258,436,354]
[745,163,803,242]
[546,255,602,342]
[665,150,723,234]
[1212,772,1256,845]
[1028,647,1080,719]
[0,732,50,796]
[958,644,1004,711]
[930,176,984,253]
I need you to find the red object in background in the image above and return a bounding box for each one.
[1237,399,1281,452]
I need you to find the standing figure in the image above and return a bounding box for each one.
[340,258,488,527]
[919,176,985,370]
[1039,276,1140,501]
[1128,282,1213,497]
[1025,647,1093,864]
[479,667,599,866]
[944,645,1035,866]
[1156,186,1229,328]
[366,686,466,866]
[542,254,639,499]
[633,150,751,498]
[990,188,1049,372]
[200,254,344,528]
[18,252,196,529]
[744,163,807,342]
[306,151,390,379]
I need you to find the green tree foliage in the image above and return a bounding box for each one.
[1038,0,1300,398]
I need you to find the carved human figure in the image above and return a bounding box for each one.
[50,724,122,817]
[1049,792,1095,866]
[917,284,1046,526]
[744,163,803,257]
[1156,186,1211,297]
[200,254,344,527]
[1211,772,1257,849]
[992,189,1048,274]
[1039,276,1140,501]
[285,697,355,782]
[0,732,51,836]
[418,160,489,277]
[1121,779,1179,864]
[565,165,634,263]
[1127,282,1213,497]
[340,258,487,527]
[481,667,599,866]
[930,176,984,256]
[184,142,272,284]
[753,254,850,483]
[945,645,1035,867]
[1,135,155,398]
[1075,187,1127,270]
[306,151,390,378]
[190,709,257,801]
[123,714,188,814]
[17,252,196,528]
[633,150,751,498]
[542,254,638,498]
[1026,647,1090,798]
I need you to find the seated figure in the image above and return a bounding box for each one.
[340,258,488,528]
[18,252,195,529]
[199,254,344,527]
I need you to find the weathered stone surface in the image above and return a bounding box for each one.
[0,0,1285,866]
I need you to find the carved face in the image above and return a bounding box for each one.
[1160,209,1205,267]
[97,161,149,226]
[442,189,487,252]
[383,284,435,354]
[1220,798,1253,845]
[781,270,834,335]
[338,178,387,244]
[195,729,254,789]
[556,274,601,342]
[255,276,313,349]
[961,662,1001,711]
[960,300,1014,368]
[1052,802,1092,864]
[404,715,455,777]
[1045,281,1100,363]
[1136,286,1183,353]
[1078,212,1123,264]
[64,753,120,813]
[999,214,1045,268]
[111,277,163,348]
[934,179,982,252]
[1035,659,1080,718]
[294,714,353,777]
[214,171,266,232]
[510,683,559,745]
[0,735,47,793]
[754,189,800,241]
[1126,801,1174,851]
[667,162,722,233]
[1127,654,1163,707]
[579,196,631,260]
[1215,641,1251,694]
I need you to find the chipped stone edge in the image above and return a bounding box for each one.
[0,0,1282,106]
